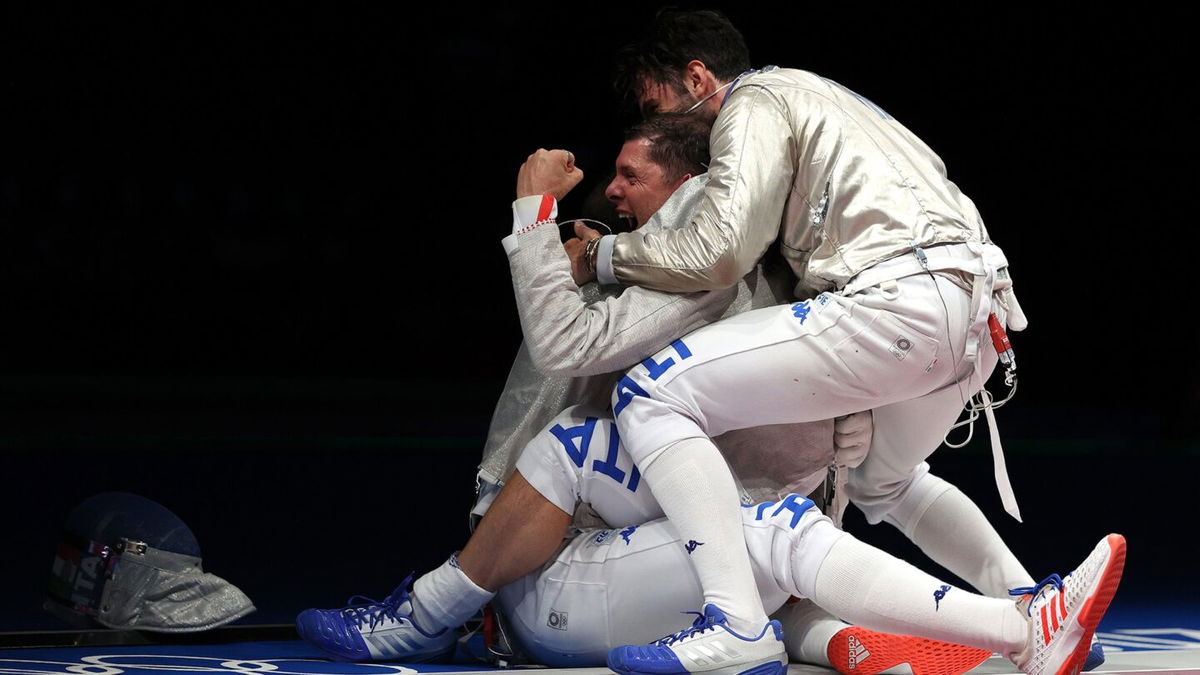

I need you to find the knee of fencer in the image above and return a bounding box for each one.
[846,462,945,530]
[515,404,608,508]
[741,494,840,602]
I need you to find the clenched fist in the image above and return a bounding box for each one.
[517,149,584,200]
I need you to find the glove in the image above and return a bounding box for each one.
[833,410,873,468]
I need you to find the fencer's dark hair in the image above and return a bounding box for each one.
[613,8,750,113]
[625,113,711,181]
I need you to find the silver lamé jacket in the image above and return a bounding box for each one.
[606,68,994,299]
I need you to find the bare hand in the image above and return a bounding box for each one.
[565,222,601,286]
[517,149,584,200]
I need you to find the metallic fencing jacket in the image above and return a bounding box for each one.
[604,68,992,299]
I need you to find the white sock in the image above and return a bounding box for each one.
[885,472,1036,596]
[410,554,494,631]
[810,526,1027,657]
[772,600,845,667]
[641,437,768,635]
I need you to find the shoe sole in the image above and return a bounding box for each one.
[826,627,992,675]
[608,660,786,675]
[607,648,786,675]
[1057,533,1126,675]
[295,614,454,663]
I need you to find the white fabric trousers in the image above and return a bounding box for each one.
[501,405,836,666]
[612,270,999,523]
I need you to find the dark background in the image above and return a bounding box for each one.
[1,4,1195,628]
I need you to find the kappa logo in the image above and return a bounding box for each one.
[547,609,568,631]
[889,336,913,361]
[620,525,637,544]
[847,634,871,669]
[685,540,704,554]
[934,584,951,611]
[791,301,811,324]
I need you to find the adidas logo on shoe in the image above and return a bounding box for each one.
[829,626,992,675]
[847,634,871,669]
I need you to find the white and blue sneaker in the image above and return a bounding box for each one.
[607,605,786,675]
[295,575,457,663]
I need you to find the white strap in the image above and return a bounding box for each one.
[840,242,1009,296]
[975,358,1022,521]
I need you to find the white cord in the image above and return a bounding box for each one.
[944,372,1018,449]
[558,218,613,235]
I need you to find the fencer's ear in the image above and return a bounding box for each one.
[683,60,711,96]
[673,173,693,189]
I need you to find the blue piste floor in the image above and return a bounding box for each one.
[3,600,1198,675]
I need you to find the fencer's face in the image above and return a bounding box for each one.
[604,138,682,230]
[636,65,725,119]
[636,78,693,118]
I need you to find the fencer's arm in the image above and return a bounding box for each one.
[503,199,738,378]
[593,85,796,292]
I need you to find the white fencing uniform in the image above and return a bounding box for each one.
[613,251,1002,510]
[498,404,836,666]
[582,69,1031,628]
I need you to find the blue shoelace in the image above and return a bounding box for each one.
[1009,573,1064,616]
[655,611,720,646]
[340,573,416,631]
[341,586,411,631]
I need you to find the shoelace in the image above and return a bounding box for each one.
[1009,574,1064,616]
[340,586,411,631]
[655,611,719,646]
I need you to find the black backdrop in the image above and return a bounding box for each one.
[2,4,1195,627]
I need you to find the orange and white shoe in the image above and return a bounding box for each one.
[1012,534,1126,675]
[826,626,992,675]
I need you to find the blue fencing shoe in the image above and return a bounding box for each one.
[607,604,786,675]
[1082,638,1104,671]
[296,575,456,663]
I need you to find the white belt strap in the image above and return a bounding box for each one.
[976,357,1022,522]
[962,242,998,362]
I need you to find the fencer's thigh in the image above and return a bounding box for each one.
[515,405,664,528]
[846,346,999,523]
[614,278,970,464]
[495,519,704,667]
